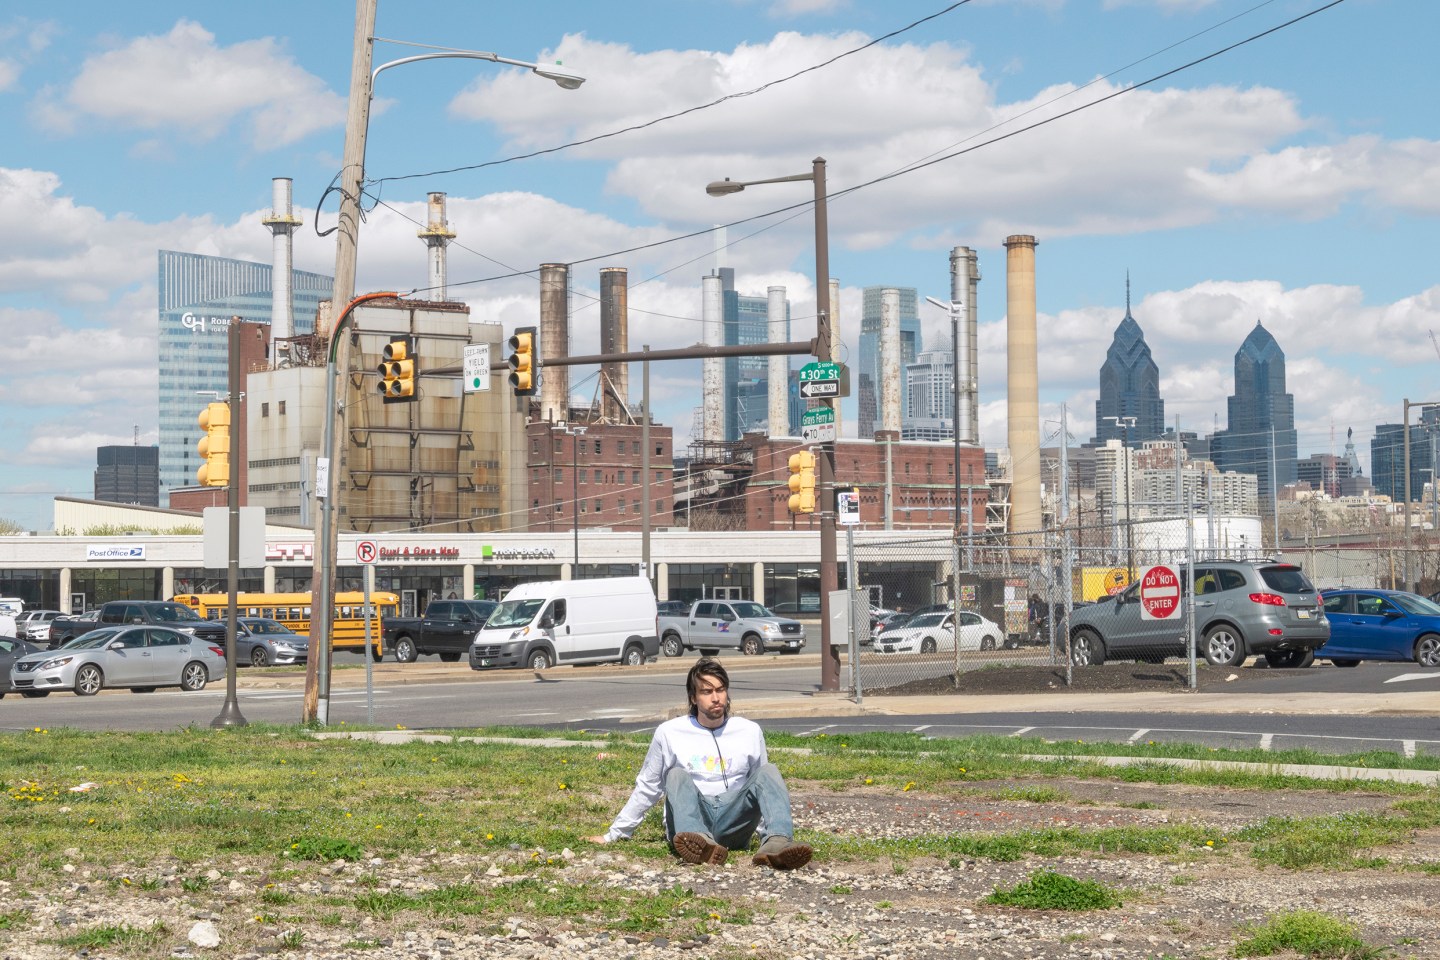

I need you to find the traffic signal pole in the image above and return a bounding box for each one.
[211,316,246,728]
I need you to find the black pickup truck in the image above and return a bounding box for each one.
[381,599,497,663]
[48,601,229,648]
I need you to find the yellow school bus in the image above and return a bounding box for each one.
[170,591,398,659]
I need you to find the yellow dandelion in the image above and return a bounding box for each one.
[485,833,494,840]
[709,913,721,921]
[864,778,873,785]
[903,781,916,791]
[345,812,353,818]
[558,783,568,790]
[396,724,406,730]
[1205,840,1214,847]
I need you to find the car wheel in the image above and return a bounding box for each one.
[920,637,937,654]
[21,690,50,698]
[74,663,104,697]
[528,648,553,671]
[439,652,462,663]
[742,634,762,656]
[250,646,270,668]
[661,634,684,658]
[180,661,208,692]
[1201,625,1247,666]
[1330,658,1361,668]
[623,644,645,667]
[980,635,997,651]
[1264,649,1314,669]
[394,637,418,664]
[1415,634,1440,668]
[1071,629,1105,667]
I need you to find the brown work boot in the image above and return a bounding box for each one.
[673,832,728,866]
[751,834,812,870]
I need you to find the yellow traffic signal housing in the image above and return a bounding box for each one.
[196,402,231,487]
[787,450,816,514]
[507,326,538,397]
[377,336,416,403]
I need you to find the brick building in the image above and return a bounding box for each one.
[526,419,676,533]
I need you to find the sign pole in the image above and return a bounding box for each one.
[356,539,378,724]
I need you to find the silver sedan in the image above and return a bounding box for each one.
[9,626,226,698]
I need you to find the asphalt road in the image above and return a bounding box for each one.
[5,655,1440,757]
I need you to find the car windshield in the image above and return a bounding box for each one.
[68,629,123,649]
[731,602,770,619]
[1390,593,1440,616]
[485,599,546,629]
[1258,565,1314,594]
[150,603,204,622]
[908,613,946,628]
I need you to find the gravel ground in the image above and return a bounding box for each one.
[3,777,1437,960]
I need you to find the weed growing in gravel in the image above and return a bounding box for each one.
[46,922,169,951]
[1231,910,1386,958]
[985,870,1122,910]
[0,910,30,930]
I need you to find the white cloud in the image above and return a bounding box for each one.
[34,19,343,147]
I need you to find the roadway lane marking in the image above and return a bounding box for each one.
[1012,726,1035,737]
[912,724,932,732]
[510,711,558,718]
[1384,672,1440,684]
[800,724,836,736]
[1128,729,1149,743]
[1404,740,1417,758]
[1260,734,1274,751]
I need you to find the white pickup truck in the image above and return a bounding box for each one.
[657,600,806,658]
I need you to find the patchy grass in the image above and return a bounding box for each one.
[985,870,1123,911]
[1231,910,1388,958]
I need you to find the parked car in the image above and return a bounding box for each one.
[469,577,658,671]
[869,611,912,644]
[382,599,497,663]
[768,600,821,617]
[235,618,309,667]
[49,601,228,648]
[873,610,1003,655]
[656,600,690,617]
[657,600,805,657]
[15,610,63,644]
[1317,589,1440,667]
[1068,559,1329,668]
[9,626,226,697]
[0,636,42,698]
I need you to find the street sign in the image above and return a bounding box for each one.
[1139,564,1181,620]
[356,540,378,565]
[798,361,847,399]
[801,407,836,443]
[464,343,490,393]
[836,489,860,525]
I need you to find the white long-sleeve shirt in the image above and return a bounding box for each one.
[603,713,768,842]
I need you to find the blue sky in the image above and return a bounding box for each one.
[0,0,1434,531]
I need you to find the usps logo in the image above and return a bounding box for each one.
[86,545,146,561]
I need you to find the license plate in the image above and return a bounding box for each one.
[1296,609,1312,619]
[786,640,799,648]
[479,658,491,667]
[883,646,894,654]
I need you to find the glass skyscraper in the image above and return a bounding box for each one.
[1211,321,1298,506]
[1092,296,1164,446]
[717,268,798,440]
[857,286,921,437]
[1371,408,1440,503]
[157,251,332,500]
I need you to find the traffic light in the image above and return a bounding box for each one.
[507,326,538,397]
[196,402,230,487]
[787,450,816,514]
[377,336,416,403]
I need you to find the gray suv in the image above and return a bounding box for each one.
[1068,560,1329,668]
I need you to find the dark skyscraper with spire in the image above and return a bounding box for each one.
[1212,320,1299,506]
[1092,279,1165,447]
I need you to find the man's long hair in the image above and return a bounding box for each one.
[686,657,730,718]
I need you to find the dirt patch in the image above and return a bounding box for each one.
[867,662,1290,697]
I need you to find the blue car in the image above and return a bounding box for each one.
[1318,589,1440,667]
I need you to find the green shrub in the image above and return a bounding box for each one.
[985,870,1121,910]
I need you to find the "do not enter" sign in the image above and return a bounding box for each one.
[1139,564,1181,621]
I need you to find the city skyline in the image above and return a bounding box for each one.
[1,1,1435,530]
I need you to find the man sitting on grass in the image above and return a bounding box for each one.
[585,658,812,869]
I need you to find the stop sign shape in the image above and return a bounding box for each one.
[1139,565,1181,621]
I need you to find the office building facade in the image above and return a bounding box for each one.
[157,251,332,502]
[902,342,955,441]
[858,285,921,436]
[94,445,160,507]
[1092,296,1164,446]
[714,268,798,440]
[1211,321,1298,506]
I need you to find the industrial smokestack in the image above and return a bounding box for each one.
[538,263,570,423]
[702,273,725,443]
[949,246,981,444]
[600,268,629,421]
[261,177,301,348]
[767,286,788,436]
[828,277,842,436]
[417,192,456,300]
[880,287,902,433]
[1004,235,1041,539]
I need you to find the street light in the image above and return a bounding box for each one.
[306,4,585,725]
[706,158,839,691]
[561,423,588,574]
[1103,416,1137,577]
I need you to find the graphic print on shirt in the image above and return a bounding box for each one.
[686,751,726,774]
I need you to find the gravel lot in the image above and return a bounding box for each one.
[3,775,1436,959]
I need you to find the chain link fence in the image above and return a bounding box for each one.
[841,515,1321,696]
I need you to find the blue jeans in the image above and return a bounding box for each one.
[664,762,796,851]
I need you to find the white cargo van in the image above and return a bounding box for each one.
[468,576,659,671]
